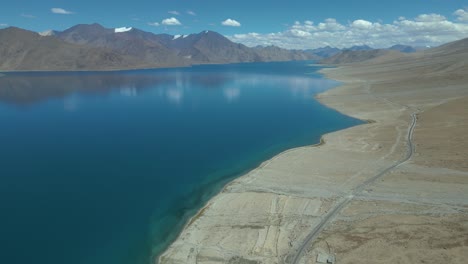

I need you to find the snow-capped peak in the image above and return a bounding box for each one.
[115,27,132,33]
[39,30,56,36]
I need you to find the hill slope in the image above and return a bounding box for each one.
[0,27,143,71]
[0,24,317,71]
[165,31,259,63]
[57,24,187,67]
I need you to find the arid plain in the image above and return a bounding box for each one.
[160,37,468,264]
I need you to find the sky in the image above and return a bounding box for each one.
[1,0,468,49]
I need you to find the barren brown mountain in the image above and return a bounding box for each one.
[57,24,187,67]
[0,24,317,71]
[0,27,143,71]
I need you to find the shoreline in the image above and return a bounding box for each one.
[156,69,369,263]
[155,128,346,263]
[0,64,191,74]
[159,44,468,263]
[152,109,358,263]
[0,60,313,74]
[162,135,330,259]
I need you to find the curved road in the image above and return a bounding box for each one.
[289,112,418,264]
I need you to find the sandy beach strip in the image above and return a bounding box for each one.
[159,41,468,264]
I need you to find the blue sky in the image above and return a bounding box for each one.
[1,0,468,48]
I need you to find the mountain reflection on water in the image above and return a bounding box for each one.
[0,63,329,106]
[0,72,173,105]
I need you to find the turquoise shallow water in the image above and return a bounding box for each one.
[0,61,362,264]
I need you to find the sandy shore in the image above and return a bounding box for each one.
[159,43,468,263]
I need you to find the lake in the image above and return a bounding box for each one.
[0,61,362,264]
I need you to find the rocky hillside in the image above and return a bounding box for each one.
[0,24,317,71]
[0,27,144,71]
[57,24,187,67]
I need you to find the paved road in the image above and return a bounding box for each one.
[289,112,418,264]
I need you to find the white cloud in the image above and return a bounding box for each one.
[318,18,345,31]
[454,9,468,22]
[289,29,312,37]
[351,19,373,29]
[414,14,447,22]
[162,17,182,26]
[221,18,241,27]
[187,10,196,16]
[147,22,160,26]
[228,10,468,49]
[51,8,74,15]
[415,13,446,22]
[168,11,180,16]
[0,23,7,27]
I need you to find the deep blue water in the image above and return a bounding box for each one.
[0,61,362,264]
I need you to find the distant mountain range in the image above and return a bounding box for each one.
[316,43,431,65]
[0,24,317,71]
[0,23,432,71]
[306,44,425,60]
[319,49,405,64]
[345,45,374,51]
[305,46,342,58]
[318,39,456,65]
[328,36,468,77]
[387,44,417,53]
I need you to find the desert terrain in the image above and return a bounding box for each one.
[160,37,468,263]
